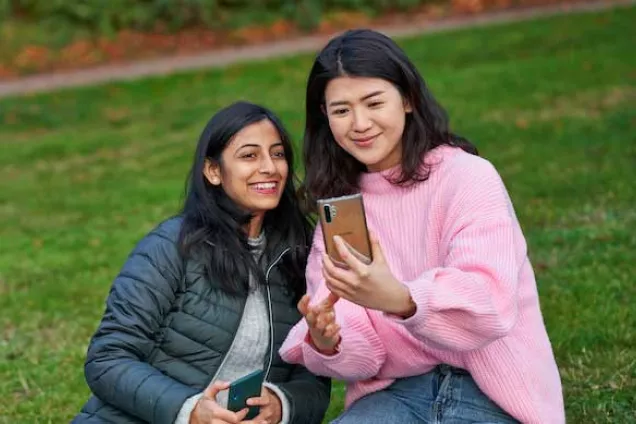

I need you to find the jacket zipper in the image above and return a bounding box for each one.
[264,247,291,381]
[209,247,290,385]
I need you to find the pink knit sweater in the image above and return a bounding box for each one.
[279,146,565,423]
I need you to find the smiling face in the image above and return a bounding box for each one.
[324,76,412,172]
[204,119,289,220]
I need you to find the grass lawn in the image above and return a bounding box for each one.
[1,6,635,423]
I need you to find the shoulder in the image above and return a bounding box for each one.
[426,146,513,217]
[424,146,507,200]
[135,215,183,248]
[428,145,501,184]
[108,216,186,301]
[128,215,185,272]
[152,215,184,241]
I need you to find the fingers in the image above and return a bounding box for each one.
[298,294,321,329]
[302,292,339,346]
[323,291,340,309]
[323,322,341,339]
[200,398,247,423]
[323,253,356,284]
[297,294,310,316]
[322,260,354,299]
[306,302,337,330]
[315,309,335,331]
[333,236,370,276]
[368,231,385,264]
[246,395,270,407]
[233,407,250,422]
[204,380,230,399]
[305,305,318,329]
[299,287,341,331]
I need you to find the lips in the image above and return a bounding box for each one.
[250,181,279,195]
[352,133,380,146]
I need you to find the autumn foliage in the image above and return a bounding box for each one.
[0,0,589,79]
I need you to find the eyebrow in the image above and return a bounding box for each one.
[328,90,385,107]
[235,142,284,152]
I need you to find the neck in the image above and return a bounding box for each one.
[245,213,265,238]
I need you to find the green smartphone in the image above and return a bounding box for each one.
[227,369,265,420]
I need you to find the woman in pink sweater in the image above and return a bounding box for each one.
[279,29,565,423]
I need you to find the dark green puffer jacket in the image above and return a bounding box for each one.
[72,217,330,424]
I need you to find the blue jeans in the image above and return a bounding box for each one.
[331,365,518,424]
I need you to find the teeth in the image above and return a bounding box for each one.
[254,182,276,190]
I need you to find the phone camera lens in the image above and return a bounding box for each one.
[324,205,332,223]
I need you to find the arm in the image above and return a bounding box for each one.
[279,227,387,381]
[84,221,199,424]
[390,159,523,351]
[266,365,331,424]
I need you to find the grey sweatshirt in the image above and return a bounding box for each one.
[174,233,290,424]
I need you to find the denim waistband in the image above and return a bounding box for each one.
[436,363,470,376]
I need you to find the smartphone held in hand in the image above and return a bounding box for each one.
[227,369,264,419]
[317,193,372,268]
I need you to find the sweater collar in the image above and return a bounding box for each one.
[358,145,450,195]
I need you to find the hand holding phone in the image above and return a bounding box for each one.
[245,386,283,424]
[227,369,265,420]
[322,231,417,318]
[191,381,249,424]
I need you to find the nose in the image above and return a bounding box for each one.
[352,107,372,133]
[259,155,276,174]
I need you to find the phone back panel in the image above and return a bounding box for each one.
[317,193,372,266]
[227,369,264,419]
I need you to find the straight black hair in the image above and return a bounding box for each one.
[302,29,478,204]
[179,101,312,298]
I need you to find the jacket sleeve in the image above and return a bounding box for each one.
[273,365,331,424]
[279,226,387,381]
[83,221,199,424]
[387,159,523,351]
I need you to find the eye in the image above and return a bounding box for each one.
[272,150,286,158]
[368,101,384,108]
[240,152,257,159]
[331,108,349,116]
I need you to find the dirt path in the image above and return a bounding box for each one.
[0,0,631,99]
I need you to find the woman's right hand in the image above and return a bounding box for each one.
[298,292,341,355]
[190,381,249,424]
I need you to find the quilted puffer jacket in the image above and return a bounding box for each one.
[72,217,330,424]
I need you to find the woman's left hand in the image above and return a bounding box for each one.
[323,233,416,318]
[245,386,282,424]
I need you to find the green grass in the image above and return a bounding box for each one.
[1,6,635,423]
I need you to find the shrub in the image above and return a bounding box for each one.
[0,0,435,34]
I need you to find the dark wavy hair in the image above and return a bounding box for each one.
[302,29,478,203]
[178,101,312,298]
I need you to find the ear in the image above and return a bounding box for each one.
[404,99,413,114]
[320,103,327,116]
[203,159,222,186]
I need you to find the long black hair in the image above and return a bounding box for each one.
[178,101,312,298]
[302,29,478,203]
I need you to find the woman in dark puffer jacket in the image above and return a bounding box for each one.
[72,101,331,424]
